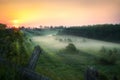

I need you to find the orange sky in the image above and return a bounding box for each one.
[0,0,120,27]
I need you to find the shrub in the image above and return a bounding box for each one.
[98,47,118,65]
[65,43,78,54]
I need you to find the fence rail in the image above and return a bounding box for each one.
[0,45,50,80]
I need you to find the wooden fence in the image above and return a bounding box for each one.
[0,45,50,80]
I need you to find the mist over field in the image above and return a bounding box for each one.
[0,23,120,80]
[32,35,120,54]
[22,25,120,80]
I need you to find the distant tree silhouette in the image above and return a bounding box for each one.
[58,24,120,43]
[0,23,7,29]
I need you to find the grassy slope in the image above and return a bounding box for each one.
[30,34,120,80]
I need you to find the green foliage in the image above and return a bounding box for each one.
[66,43,77,52]
[59,43,79,54]
[0,29,29,64]
[0,26,31,80]
[58,24,120,43]
[98,47,118,65]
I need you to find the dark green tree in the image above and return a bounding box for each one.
[0,23,7,29]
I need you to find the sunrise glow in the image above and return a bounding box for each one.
[11,19,19,28]
[0,0,120,27]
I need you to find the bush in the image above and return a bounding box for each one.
[98,47,118,65]
[64,43,78,54]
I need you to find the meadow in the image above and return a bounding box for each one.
[26,29,120,80]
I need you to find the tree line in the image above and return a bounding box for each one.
[58,24,120,43]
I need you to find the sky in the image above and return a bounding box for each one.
[0,0,120,27]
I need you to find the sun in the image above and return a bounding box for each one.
[12,19,20,28]
[13,20,19,24]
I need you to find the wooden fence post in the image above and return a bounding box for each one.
[84,66,99,80]
[27,45,42,70]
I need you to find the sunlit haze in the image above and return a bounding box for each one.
[0,0,120,27]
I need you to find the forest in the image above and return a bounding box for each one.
[58,24,120,43]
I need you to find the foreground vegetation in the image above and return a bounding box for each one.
[0,23,32,80]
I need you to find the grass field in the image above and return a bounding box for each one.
[27,30,120,80]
